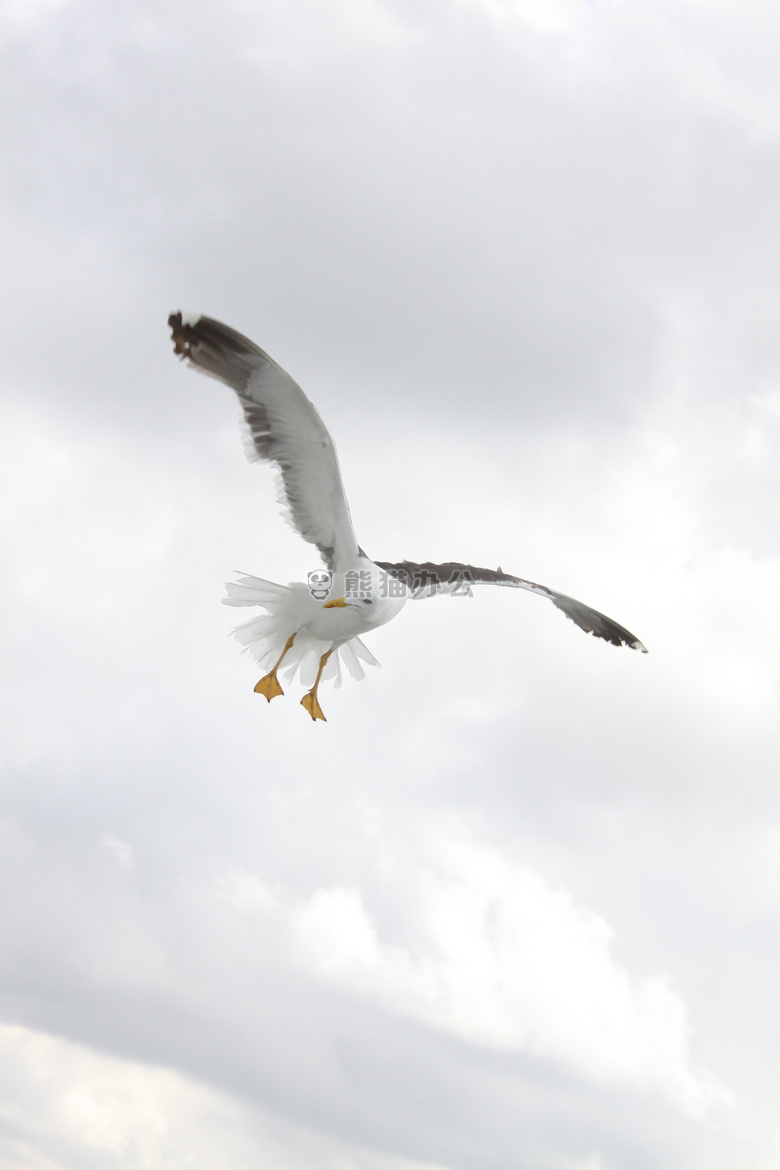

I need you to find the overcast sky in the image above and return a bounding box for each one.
[2,0,780,1167]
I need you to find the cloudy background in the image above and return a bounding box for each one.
[2,0,780,1166]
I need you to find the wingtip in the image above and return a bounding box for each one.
[169,310,186,355]
[168,310,202,357]
[168,309,201,326]
[632,639,649,653]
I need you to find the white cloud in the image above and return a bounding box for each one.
[458,0,585,35]
[102,836,135,870]
[287,838,727,1116]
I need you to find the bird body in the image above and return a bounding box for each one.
[169,312,646,720]
[225,565,405,679]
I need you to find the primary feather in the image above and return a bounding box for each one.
[169,313,360,571]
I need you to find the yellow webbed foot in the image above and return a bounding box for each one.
[300,691,327,722]
[254,672,284,702]
[254,634,296,702]
[300,647,332,722]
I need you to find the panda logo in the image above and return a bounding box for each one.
[307,569,333,600]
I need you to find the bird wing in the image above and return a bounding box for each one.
[169,313,361,571]
[373,560,647,651]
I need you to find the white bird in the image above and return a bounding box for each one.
[169,313,646,721]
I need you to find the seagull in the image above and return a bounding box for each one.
[169,313,646,721]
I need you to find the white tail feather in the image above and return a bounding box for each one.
[222,574,381,688]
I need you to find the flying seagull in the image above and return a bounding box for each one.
[169,313,646,721]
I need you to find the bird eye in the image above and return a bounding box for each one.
[363,599,373,605]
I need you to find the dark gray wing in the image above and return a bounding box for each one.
[374,560,647,652]
[169,312,361,571]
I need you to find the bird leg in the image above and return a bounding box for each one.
[300,649,333,722]
[254,634,296,701]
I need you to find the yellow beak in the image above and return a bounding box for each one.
[322,596,349,608]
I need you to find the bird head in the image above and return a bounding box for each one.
[319,560,407,626]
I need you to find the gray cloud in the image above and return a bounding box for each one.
[2,0,780,1167]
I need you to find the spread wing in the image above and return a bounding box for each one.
[374,560,647,651]
[169,313,361,571]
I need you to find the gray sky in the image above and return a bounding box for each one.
[2,0,780,1167]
